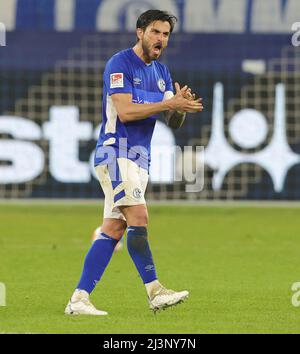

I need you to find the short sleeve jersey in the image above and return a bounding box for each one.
[94,48,173,171]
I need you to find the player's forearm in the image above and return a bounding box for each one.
[165,110,186,129]
[118,101,172,122]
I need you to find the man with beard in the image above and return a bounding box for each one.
[65,9,203,316]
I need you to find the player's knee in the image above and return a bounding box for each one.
[102,220,126,240]
[113,226,126,239]
[130,211,148,227]
[121,205,148,227]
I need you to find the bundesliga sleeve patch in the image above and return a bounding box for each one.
[110,73,124,88]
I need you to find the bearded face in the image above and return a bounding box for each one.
[137,20,171,62]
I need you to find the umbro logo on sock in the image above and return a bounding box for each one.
[145,264,155,272]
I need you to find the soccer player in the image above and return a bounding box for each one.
[65,9,203,316]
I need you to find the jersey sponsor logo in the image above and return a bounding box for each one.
[133,187,142,199]
[157,78,166,92]
[110,73,124,88]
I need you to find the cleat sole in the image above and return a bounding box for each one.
[150,294,189,314]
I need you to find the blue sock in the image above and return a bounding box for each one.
[77,233,118,294]
[127,226,157,284]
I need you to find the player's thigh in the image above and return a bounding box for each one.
[95,165,125,220]
[95,159,149,227]
[117,158,147,203]
[118,158,149,226]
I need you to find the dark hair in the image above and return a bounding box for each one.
[136,9,177,33]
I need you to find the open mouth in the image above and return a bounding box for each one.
[153,44,162,54]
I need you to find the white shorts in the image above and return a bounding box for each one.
[95,157,149,221]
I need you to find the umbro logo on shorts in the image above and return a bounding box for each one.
[133,188,142,199]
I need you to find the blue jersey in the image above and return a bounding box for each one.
[94,48,173,171]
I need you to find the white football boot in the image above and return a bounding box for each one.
[147,282,189,312]
[65,289,108,316]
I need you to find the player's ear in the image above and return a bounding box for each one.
[136,28,143,41]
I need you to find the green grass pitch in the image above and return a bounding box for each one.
[0,203,300,334]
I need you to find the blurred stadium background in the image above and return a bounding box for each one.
[0,0,299,201]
